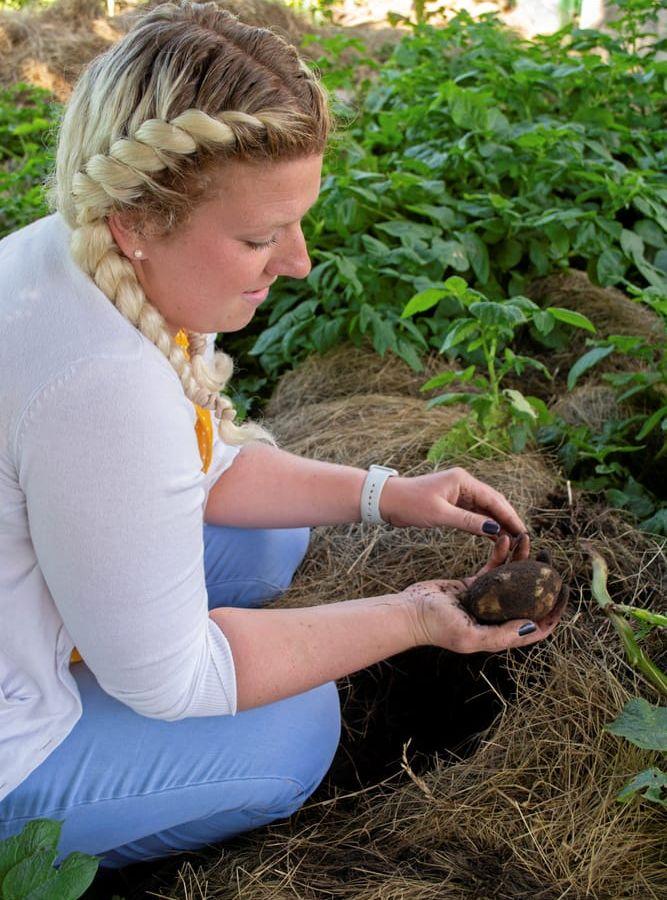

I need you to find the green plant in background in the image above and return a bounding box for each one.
[0,83,61,238]
[538,320,667,532]
[588,547,667,808]
[0,818,101,899]
[400,274,594,456]
[227,0,665,387]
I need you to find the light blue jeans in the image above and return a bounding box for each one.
[0,524,341,869]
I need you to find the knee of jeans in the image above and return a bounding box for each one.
[263,526,311,592]
[284,680,341,805]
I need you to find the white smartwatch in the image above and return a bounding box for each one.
[360,464,399,525]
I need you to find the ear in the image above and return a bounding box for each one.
[107,211,145,260]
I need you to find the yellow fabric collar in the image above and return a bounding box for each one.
[174,329,214,475]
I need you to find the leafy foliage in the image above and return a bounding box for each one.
[0,83,60,238]
[606,699,667,807]
[227,1,666,389]
[0,819,99,899]
[400,274,594,455]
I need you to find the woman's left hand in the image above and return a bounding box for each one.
[379,467,528,541]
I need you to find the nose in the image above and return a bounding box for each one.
[267,223,311,280]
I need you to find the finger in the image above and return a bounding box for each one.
[509,532,531,561]
[457,471,527,537]
[476,607,563,653]
[440,503,520,540]
[475,533,511,578]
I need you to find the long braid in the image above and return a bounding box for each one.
[66,106,309,441]
[46,0,332,448]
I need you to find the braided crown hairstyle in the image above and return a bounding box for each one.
[45,0,332,447]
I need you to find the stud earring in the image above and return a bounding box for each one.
[133,249,144,259]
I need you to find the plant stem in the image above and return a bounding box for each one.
[586,545,667,698]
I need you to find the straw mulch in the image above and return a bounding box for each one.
[168,617,665,900]
[264,342,448,418]
[152,340,665,900]
[0,0,314,99]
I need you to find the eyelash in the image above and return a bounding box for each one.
[245,236,279,251]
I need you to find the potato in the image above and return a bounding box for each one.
[460,550,565,624]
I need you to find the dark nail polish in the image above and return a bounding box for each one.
[482,520,500,535]
[518,622,537,636]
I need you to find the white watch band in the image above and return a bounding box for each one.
[360,464,399,525]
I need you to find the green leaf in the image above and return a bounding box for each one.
[434,239,469,272]
[567,345,615,390]
[460,232,490,284]
[2,851,59,900]
[532,310,555,336]
[0,821,62,883]
[447,85,489,131]
[401,288,448,318]
[426,392,475,409]
[442,276,469,297]
[636,406,667,441]
[597,247,626,285]
[503,388,538,419]
[617,768,667,807]
[620,228,645,262]
[2,850,99,900]
[606,698,667,752]
[440,320,478,352]
[395,338,424,372]
[469,301,525,328]
[494,239,523,271]
[370,314,397,356]
[420,366,475,391]
[634,219,666,250]
[376,220,435,241]
[546,307,596,333]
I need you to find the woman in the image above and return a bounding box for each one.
[0,0,562,870]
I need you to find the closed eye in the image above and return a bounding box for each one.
[245,236,279,251]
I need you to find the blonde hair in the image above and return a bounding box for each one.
[45,0,332,447]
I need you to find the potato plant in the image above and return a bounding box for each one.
[400,274,594,455]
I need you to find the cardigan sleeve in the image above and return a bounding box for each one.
[16,350,238,720]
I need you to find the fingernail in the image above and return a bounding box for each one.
[482,520,500,535]
[518,622,537,636]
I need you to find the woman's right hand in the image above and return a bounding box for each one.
[401,534,566,654]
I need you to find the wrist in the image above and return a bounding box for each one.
[360,464,399,525]
[398,587,430,649]
[399,584,433,647]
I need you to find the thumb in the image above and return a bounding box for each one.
[441,503,500,538]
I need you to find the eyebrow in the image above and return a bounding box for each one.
[246,192,322,232]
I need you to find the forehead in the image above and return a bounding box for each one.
[204,155,323,229]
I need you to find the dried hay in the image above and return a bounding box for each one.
[158,353,665,899]
[164,511,665,899]
[264,393,467,473]
[0,0,324,98]
[265,341,448,419]
[551,383,622,431]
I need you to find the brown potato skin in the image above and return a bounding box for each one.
[460,559,563,624]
